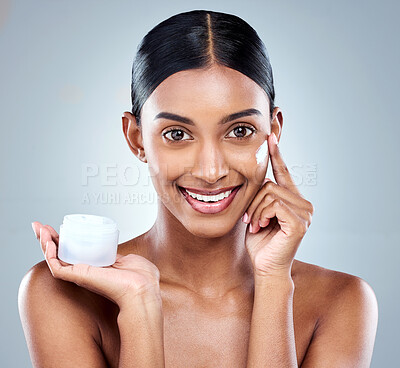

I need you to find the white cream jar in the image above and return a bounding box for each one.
[58,214,119,267]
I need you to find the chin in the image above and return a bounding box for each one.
[183,219,241,239]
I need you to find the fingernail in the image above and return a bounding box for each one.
[271,132,278,145]
[249,223,253,233]
[242,212,249,223]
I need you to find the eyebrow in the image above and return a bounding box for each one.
[153,108,263,126]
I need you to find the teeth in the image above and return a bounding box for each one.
[185,188,233,202]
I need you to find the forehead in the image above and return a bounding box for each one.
[141,65,270,120]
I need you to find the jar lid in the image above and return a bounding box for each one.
[62,214,118,236]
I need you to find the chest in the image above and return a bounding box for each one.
[100,286,317,368]
[162,290,253,368]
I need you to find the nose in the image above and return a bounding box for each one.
[190,140,229,184]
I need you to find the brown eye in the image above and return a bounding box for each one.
[227,125,255,139]
[163,129,191,142]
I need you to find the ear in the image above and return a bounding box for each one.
[270,107,283,144]
[121,111,147,163]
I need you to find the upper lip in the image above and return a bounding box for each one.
[180,185,242,195]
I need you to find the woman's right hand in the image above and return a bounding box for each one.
[31,221,162,310]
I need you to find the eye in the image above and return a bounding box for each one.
[163,128,192,142]
[226,124,256,140]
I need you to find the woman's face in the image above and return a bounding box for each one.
[125,64,282,237]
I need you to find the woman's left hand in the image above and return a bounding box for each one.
[243,133,314,279]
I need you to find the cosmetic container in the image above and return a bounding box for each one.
[58,214,119,267]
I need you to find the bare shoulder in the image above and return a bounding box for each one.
[292,259,379,367]
[18,260,110,367]
[18,260,102,337]
[292,258,378,308]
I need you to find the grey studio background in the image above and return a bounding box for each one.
[1,0,399,366]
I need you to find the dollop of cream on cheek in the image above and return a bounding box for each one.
[255,138,269,165]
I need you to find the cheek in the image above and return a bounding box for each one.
[229,141,269,183]
[254,139,269,181]
[146,146,185,187]
[255,139,269,165]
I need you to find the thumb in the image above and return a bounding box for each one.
[45,240,99,289]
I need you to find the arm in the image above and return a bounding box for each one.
[117,291,165,368]
[19,261,166,368]
[27,222,166,367]
[18,261,108,368]
[242,133,313,367]
[300,276,378,368]
[246,274,297,368]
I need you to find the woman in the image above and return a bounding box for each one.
[19,9,378,368]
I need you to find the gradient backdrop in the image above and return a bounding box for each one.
[1,0,399,366]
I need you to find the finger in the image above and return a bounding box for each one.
[39,227,53,255]
[251,188,311,233]
[32,222,60,244]
[256,199,306,237]
[252,216,280,241]
[45,240,77,280]
[43,224,60,245]
[268,134,300,194]
[31,221,42,240]
[45,240,113,296]
[243,180,273,224]
[257,199,311,231]
[243,178,273,221]
[249,192,291,233]
[251,191,280,231]
[115,253,124,263]
[39,227,63,260]
[252,181,313,220]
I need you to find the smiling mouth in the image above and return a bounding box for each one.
[178,185,243,214]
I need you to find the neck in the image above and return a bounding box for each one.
[143,200,254,298]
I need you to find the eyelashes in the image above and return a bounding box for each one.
[163,128,192,142]
[162,124,256,143]
[226,125,256,140]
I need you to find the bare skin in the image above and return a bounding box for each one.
[19,64,378,367]
[103,236,331,367]
[21,236,375,367]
